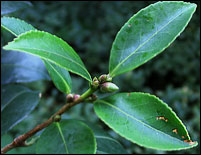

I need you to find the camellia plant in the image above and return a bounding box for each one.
[1,1,198,154]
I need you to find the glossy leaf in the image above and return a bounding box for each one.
[94,92,198,150]
[1,17,35,36]
[43,61,72,94]
[86,122,128,154]
[1,17,72,93]
[3,30,92,82]
[1,49,50,84]
[36,119,96,154]
[1,1,32,15]
[1,84,39,135]
[109,1,197,77]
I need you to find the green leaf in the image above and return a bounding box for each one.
[1,17,73,93]
[3,30,92,83]
[94,92,198,150]
[1,84,40,135]
[36,119,96,154]
[1,1,32,15]
[1,17,35,36]
[1,49,50,84]
[109,1,197,77]
[43,60,72,94]
[85,122,128,154]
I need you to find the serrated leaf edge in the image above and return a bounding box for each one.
[1,16,36,36]
[109,1,197,77]
[3,30,92,82]
[94,92,198,150]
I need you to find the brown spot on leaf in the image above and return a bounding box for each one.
[172,129,178,134]
[184,140,191,143]
[128,93,130,96]
[183,140,196,145]
[128,24,131,27]
[182,136,185,139]
[156,116,168,122]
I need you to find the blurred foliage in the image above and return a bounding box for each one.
[1,1,200,154]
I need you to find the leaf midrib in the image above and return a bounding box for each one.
[1,90,27,111]
[97,100,186,144]
[45,61,70,93]
[56,122,69,154]
[110,6,191,76]
[4,46,91,81]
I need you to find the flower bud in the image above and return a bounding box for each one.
[99,74,107,83]
[73,94,80,101]
[100,82,119,93]
[66,94,74,103]
[53,115,61,122]
[99,74,112,83]
[90,77,99,89]
[106,74,112,82]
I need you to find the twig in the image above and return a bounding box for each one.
[1,87,97,154]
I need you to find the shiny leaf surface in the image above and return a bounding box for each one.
[1,17,35,36]
[3,30,92,82]
[1,49,50,84]
[94,92,198,150]
[36,119,96,154]
[1,17,72,93]
[1,84,39,135]
[1,1,32,15]
[43,60,72,94]
[109,1,197,77]
[86,122,128,154]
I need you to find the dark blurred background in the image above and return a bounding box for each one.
[1,1,200,154]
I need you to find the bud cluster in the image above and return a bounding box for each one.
[98,74,112,83]
[98,74,119,93]
[66,94,80,102]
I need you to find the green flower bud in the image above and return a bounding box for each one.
[106,74,112,82]
[53,115,61,122]
[100,82,119,93]
[98,74,112,83]
[90,77,99,89]
[99,74,107,83]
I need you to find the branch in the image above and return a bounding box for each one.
[1,87,97,154]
